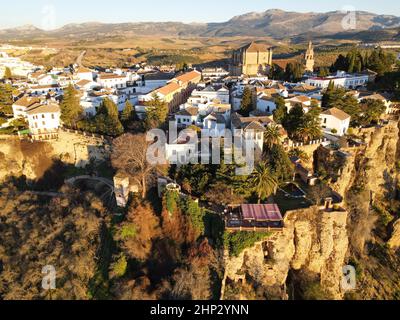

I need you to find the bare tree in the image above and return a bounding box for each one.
[112,133,159,198]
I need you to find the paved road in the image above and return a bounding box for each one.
[76,50,87,66]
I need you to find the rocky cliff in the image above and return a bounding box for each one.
[222,120,400,300]
[222,206,348,300]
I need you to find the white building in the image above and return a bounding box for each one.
[175,107,199,127]
[285,95,313,113]
[190,85,230,104]
[203,113,227,137]
[306,71,370,89]
[231,112,268,154]
[257,95,277,114]
[97,72,137,89]
[26,103,61,140]
[12,96,42,119]
[320,107,351,136]
[201,67,229,81]
[75,67,94,82]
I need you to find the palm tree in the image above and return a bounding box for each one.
[289,148,310,162]
[297,119,322,143]
[250,162,279,204]
[264,124,281,150]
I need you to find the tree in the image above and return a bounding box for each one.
[250,162,278,203]
[367,48,395,76]
[265,144,294,183]
[112,133,159,198]
[240,87,254,117]
[264,124,281,150]
[60,84,83,128]
[0,185,105,299]
[0,83,13,116]
[145,93,168,129]
[282,104,305,139]
[3,67,12,80]
[289,148,310,162]
[120,100,135,126]
[298,103,322,142]
[205,181,244,206]
[359,99,386,125]
[330,54,349,73]
[95,97,124,136]
[318,67,329,77]
[273,96,287,124]
[116,202,161,261]
[285,62,304,82]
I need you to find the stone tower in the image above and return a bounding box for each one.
[304,41,315,73]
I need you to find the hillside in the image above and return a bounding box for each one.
[1,9,400,42]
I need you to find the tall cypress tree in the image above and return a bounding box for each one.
[60,84,83,128]
[240,87,254,117]
[95,97,124,136]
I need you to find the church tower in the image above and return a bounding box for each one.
[304,41,315,73]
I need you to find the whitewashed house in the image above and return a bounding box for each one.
[75,67,94,82]
[231,112,267,154]
[190,85,230,104]
[320,107,351,136]
[305,71,370,89]
[203,113,227,137]
[257,95,276,114]
[12,96,41,119]
[26,103,61,140]
[175,107,199,127]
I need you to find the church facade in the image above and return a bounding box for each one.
[230,42,273,77]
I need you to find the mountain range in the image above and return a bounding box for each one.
[1,9,400,41]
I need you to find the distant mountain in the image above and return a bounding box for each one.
[1,9,400,41]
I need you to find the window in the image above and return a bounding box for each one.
[42,121,46,126]
[51,114,55,119]
[324,118,327,124]
[42,114,45,119]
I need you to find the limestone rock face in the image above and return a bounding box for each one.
[223,207,349,300]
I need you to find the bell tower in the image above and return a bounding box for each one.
[304,41,315,73]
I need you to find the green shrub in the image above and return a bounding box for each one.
[224,231,270,257]
[119,224,136,239]
[110,254,128,278]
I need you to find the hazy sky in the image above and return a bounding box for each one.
[1,0,399,29]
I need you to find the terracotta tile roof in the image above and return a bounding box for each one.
[293,84,318,92]
[26,103,60,115]
[100,73,126,80]
[176,107,198,117]
[76,79,91,86]
[173,70,201,84]
[156,82,182,96]
[322,107,350,121]
[14,96,41,108]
